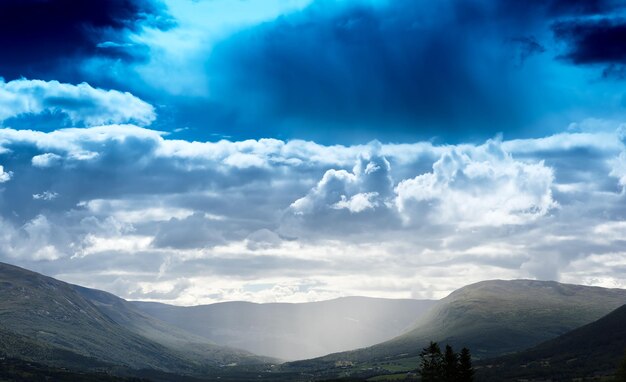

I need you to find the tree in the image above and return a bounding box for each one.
[616,350,626,382]
[458,347,474,382]
[419,343,474,382]
[419,341,444,382]
[443,344,459,381]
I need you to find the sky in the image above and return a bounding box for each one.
[1,0,626,304]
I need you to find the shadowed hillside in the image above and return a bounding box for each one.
[478,303,626,381]
[0,356,145,382]
[0,261,267,375]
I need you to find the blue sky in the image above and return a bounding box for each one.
[1,0,626,303]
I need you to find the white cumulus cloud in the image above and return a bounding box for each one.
[32,153,63,168]
[290,150,393,215]
[332,192,380,213]
[395,139,557,227]
[0,165,11,183]
[33,191,59,201]
[0,78,155,127]
[0,125,625,303]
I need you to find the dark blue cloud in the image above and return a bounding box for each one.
[0,0,173,81]
[196,0,626,143]
[208,0,518,142]
[553,18,626,69]
[3,0,626,144]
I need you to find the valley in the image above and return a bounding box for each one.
[2,261,626,381]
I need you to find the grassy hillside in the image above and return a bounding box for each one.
[74,286,268,366]
[0,324,112,371]
[0,261,266,375]
[132,297,435,360]
[477,304,626,381]
[0,356,145,382]
[287,280,626,371]
[383,280,626,359]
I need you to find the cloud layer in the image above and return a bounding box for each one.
[198,0,626,141]
[0,112,625,303]
[4,0,626,143]
[3,0,626,304]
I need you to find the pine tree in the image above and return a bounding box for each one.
[443,344,459,381]
[458,347,474,382]
[419,341,444,382]
[616,350,626,382]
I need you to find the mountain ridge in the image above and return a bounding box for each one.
[287,278,626,370]
[132,295,436,360]
[0,261,268,375]
[5,260,626,381]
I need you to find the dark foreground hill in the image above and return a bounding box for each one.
[288,280,626,371]
[477,303,626,381]
[0,356,146,382]
[132,297,435,360]
[0,261,267,376]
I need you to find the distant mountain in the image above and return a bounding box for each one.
[132,297,436,360]
[477,303,626,381]
[289,280,626,369]
[0,261,267,375]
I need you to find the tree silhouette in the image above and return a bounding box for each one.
[418,343,474,382]
[616,350,626,382]
[458,347,474,382]
[443,344,459,381]
[419,341,443,382]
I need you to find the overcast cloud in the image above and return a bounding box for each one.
[3,0,626,305]
[0,86,625,303]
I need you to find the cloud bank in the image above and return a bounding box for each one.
[0,114,625,303]
[4,0,626,303]
[4,0,626,143]
[198,0,626,141]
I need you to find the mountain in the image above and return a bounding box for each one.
[289,280,626,369]
[131,297,436,360]
[6,261,625,381]
[477,303,626,381]
[73,286,270,367]
[0,261,267,375]
[0,356,144,382]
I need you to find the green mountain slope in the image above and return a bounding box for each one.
[0,261,266,374]
[478,303,626,381]
[290,280,626,368]
[74,286,266,366]
[0,324,111,371]
[0,356,144,382]
[132,297,435,360]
